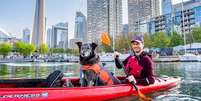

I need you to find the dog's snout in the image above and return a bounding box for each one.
[82,52,85,56]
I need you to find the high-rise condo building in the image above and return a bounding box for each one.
[47,28,53,48]
[52,22,68,49]
[128,0,160,33]
[161,0,172,15]
[75,12,87,42]
[22,28,31,43]
[87,0,122,43]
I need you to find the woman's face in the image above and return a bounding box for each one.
[131,41,144,54]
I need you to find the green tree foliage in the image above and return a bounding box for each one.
[113,33,134,52]
[15,41,24,54]
[185,33,194,44]
[71,48,79,56]
[0,43,12,58]
[65,49,79,55]
[65,49,73,54]
[101,44,112,52]
[50,48,65,53]
[152,32,170,48]
[143,33,153,48]
[15,41,36,57]
[39,44,49,54]
[191,27,201,42]
[170,31,184,47]
[26,44,36,56]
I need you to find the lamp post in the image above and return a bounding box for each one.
[181,0,187,54]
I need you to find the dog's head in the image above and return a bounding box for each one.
[76,42,99,65]
[76,42,97,58]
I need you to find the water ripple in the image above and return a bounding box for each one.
[155,94,201,101]
[182,79,201,84]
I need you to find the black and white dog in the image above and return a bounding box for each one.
[76,42,100,66]
[76,42,120,87]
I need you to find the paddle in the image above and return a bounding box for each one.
[100,33,152,101]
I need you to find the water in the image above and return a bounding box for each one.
[0,62,201,101]
[0,62,80,79]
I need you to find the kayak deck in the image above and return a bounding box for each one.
[0,76,181,101]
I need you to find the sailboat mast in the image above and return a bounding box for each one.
[182,0,187,53]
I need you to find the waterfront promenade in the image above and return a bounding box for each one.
[2,55,201,63]
[0,55,183,63]
[153,56,180,62]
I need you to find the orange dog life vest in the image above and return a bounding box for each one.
[82,64,113,86]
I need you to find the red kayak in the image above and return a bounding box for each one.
[0,71,181,101]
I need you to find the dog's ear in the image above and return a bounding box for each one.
[76,42,82,51]
[91,42,97,50]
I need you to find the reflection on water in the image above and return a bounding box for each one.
[0,62,201,101]
[154,62,201,101]
[0,62,80,79]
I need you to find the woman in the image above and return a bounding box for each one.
[115,35,154,85]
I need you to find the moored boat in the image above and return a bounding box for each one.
[0,71,181,101]
[179,53,199,62]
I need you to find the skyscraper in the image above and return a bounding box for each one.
[161,0,172,15]
[47,28,53,48]
[122,24,129,35]
[128,0,160,33]
[87,0,122,43]
[74,11,87,42]
[32,0,46,47]
[22,28,31,43]
[173,0,201,34]
[52,22,68,49]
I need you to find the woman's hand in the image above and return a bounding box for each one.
[114,51,121,58]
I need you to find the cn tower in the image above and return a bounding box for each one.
[32,0,46,47]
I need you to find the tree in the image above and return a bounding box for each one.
[71,48,79,56]
[0,43,12,58]
[143,33,153,48]
[50,48,64,53]
[25,44,36,56]
[152,32,170,48]
[101,44,112,52]
[191,27,201,42]
[185,33,194,44]
[170,31,184,47]
[113,33,135,52]
[39,44,49,54]
[14,41,36,57]
[15,41,25,54]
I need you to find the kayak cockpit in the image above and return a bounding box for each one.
[0,70,65,88]
[0,70,126,88]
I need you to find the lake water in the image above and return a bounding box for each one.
[0,62,201,101]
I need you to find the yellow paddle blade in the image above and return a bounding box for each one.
[100,32,111,46]
[138,91,152,101]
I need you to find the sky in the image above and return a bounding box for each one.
[0,0,190,39]
[0,0,86,39]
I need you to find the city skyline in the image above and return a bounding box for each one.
[0,0,189,39]
[0,0,86,39]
